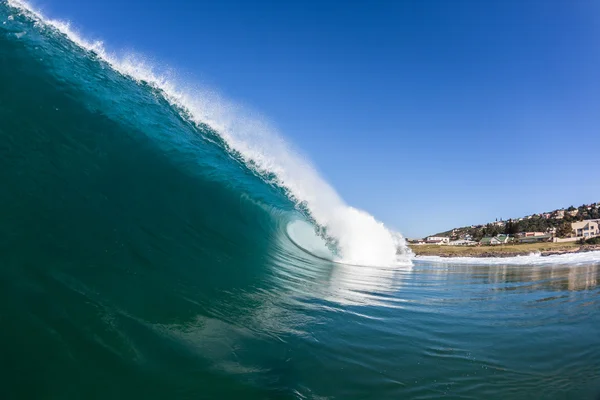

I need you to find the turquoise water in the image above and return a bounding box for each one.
[1,2,600,399]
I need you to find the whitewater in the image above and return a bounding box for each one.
[416,250,600,266]
[5,0,410,267]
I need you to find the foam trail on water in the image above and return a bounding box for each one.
[416,251,600,266]
[7,0,409,266]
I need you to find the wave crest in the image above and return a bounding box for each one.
[6,0,410,266]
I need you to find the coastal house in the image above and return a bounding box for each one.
[426,236,450,245]
[448,239,477,246]
[571,220,600,238]
[493,235,510,245]
[518,234,552,243]
[480,235,510,246]
[479,237,493,245]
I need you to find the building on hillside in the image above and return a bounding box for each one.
[553,210,565,219]
[426,236,450,245]
[518,234,552,243]
[568,209,579,217]
[571,220,600,238]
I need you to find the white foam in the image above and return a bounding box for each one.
[415,251,600,266]
[6,0,410,266]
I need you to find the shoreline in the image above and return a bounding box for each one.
[409,243,600,258]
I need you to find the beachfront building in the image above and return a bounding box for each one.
[571,220,600,238]
[448,239,477,246]
[426,236,450,245]
[518,234,552,243]
[480,235,510,246]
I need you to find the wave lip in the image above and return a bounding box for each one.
[5,0,409,267]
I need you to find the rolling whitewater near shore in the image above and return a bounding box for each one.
[1,2,600,399]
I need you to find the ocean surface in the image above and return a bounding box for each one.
[1,2,600,399]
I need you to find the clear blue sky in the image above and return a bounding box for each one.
[29,0,600,237]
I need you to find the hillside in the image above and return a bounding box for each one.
[428,202,600,241]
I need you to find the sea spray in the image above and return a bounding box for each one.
[6,0,409,266]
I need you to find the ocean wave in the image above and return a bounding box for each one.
[4,0,408,266]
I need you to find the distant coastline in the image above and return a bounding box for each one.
[410,242,600,258]
[409,202,600,258]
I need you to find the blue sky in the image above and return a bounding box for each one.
[29,0,600,237]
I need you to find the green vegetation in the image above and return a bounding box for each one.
[556,221,573,238]
[410,242,581,257]
[431,202,599,241]
[580,237,600,245]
